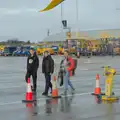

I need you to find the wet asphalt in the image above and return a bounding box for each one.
[0,55,120,120]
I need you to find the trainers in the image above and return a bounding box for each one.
[42,92,48,96]
[32,88,36,92]
[71,88,75,94]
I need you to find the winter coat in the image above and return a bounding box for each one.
[27,53,39,72]
[66,57,75,76]
[58,56,74,86]
[42,55,54,74]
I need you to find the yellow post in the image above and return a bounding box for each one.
[103,66,110,76]
[102,67,118,101]
[105,69,114,97]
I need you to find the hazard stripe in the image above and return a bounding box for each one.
[27,83,32,92]
[96,80,100,88]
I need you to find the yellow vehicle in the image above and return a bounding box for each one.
[113,47,120,55]
[69,47,76,54]
[44,48,54,55]
[36,48,42,55]
[58,47,64,54]
[36,46,54,55]
[0,45,5,51]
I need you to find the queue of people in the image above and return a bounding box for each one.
[25,48,76,95]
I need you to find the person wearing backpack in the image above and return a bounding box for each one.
[61,50,75,95]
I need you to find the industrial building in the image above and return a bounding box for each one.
[41,28,120,44]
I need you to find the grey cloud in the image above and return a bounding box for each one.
[0,0,120,42]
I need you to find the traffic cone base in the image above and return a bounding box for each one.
[91,92,105,96]
[51,88,61,98]
[50,76,61,99]
[52,96,62,99]
[91,88,101,95]
[22,99,34,103]
[94,87,101,94]
[52,88,58,97]
[22,92,34,103]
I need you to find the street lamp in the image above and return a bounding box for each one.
[76,0,79,31]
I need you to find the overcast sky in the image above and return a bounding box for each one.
[0,0,120,42]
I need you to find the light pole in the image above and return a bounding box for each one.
[76,0,79,31]
[61,3,63,28]
[75,0,80,58]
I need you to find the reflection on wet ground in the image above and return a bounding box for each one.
[0,56,120,120]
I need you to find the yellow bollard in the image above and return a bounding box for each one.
[103,66,110,76]
[102,68,119,101]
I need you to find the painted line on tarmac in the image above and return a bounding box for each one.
[0,78,95,89]
[1,78,119,90]
[79,68,102,71]
[0,92,91,106]
[79,69,89,71]
[1,88,120,106]
[0,76,95,83]
[0,77,95,85]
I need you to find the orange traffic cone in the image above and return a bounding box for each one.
[91,74,101,95]
[22,78,34,103]
[51,75,61,98]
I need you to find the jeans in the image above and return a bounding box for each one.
[64,71,74,91]
[44,73,52,94]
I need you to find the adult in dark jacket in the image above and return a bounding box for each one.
[42,51,54,96]
[25,48,39,92]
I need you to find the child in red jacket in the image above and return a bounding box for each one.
[62,50,75,95]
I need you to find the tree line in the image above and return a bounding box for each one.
[0,39,34,46]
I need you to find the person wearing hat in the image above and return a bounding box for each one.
[25,48,39,92]
[42,51,54,96]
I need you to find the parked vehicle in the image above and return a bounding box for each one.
[51,46,59,54]
[36,46,54,55]
[3,46,17,56]
[13,46,30,56]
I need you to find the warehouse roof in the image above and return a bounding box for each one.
[42,28,120,42]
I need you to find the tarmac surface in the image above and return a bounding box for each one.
[0,55,120,120]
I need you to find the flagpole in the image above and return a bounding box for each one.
[60,3,64,45]
[76,0,79,31]
[76,0,79,48]
[61,3,63,29]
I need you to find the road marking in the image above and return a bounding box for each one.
[0,76,95,83]
[0,92,91,106]
[0,79,120,90]
[0,78,95,89]
[1,88,120,106]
